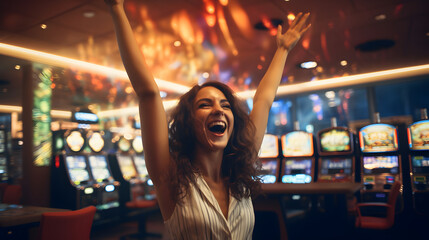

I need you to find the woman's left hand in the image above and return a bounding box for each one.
[277,12,311,51]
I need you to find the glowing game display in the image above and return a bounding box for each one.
[320,129,351,152]
[411,156,429,174]
[320,158,352,175]
[363,156,399,174]
[66,130,85,152]
[282,131,313,157]
[360,124,398,153]
[118,137,131,152]
[116,155,137,180]
[132,136,144,154]
[133,155,149,180]
[408,120,429,150]
[66,155,90,184]
[282,159,312,184]
[259,134,279,158]
[260,160,278,184]
[88,132,104,153]
[88,155,111,182]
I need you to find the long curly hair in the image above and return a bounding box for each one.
[168,81,261,202]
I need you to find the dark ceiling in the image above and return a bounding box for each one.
[0,0,428,112]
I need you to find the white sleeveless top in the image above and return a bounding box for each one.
[164,175,255,240]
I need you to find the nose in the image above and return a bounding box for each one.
[212,103,225,116]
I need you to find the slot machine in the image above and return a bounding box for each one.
[51,129,98,210]
[108,136,145,206]
[0,128,9,182]
[131,136,156,200]
[408,108,429,214]
[258,134,281,184]
[317,118,355,183]
[359,114,402,203]
[279,125,315,221]
[280,128,315,184]
[86,130,120,214]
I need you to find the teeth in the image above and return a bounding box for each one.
[208,121,226,128]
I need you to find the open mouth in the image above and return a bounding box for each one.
[208,121,226,134]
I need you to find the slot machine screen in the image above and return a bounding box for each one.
[320,157,352,175]
[363,156,399,174]
[66,155,90,184]
[408,120,429,150]
[88,155,111,182]
[282,131,313,157]
[116,155,137,180]
[88,132,104,153]
[259,134,279,158]
[281,159,312,184]
[411,156,429,174]
[319,129,351,153]
[360,124,398,153]
[259,159,278,184]
[118,137,131,152]
[0,130,5,153]
[66,130,85,153]
[133,155,149,180]
[132,136,144,154]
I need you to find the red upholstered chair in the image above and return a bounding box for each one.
[2,184,22,204]
[0,182,9,200]
[355,181,402,230]
[38,206,96,240]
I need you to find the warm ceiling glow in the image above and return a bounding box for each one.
[219,0,229,6]
[14,65,21,70]
[340,60,348,66]
[287,13,295,21]
[40,24,47,29]
[0,43,191,94]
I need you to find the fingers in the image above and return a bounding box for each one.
[289,12,303,29]
[277,25,282,38]
[295,12,310,31]
[299,23,311,35]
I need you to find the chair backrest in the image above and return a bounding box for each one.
[39,206,97,240]
[2,184,22,204]
[386,181,401,224]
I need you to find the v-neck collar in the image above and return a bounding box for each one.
[196,175,237,224]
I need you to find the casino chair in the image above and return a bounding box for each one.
[355,181,401,230]
[2,184,22,204]
[38,206,96,240]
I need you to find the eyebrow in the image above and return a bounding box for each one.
[195,98,229,105]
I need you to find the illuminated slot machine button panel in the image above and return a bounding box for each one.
[281,159,313,184]
[258,134,280,184]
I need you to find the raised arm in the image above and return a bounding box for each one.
[105,0,173,217]
[250,13,310,151]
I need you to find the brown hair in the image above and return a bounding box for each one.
[168,81,260,202]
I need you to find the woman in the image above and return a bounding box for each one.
[105,0,310,238]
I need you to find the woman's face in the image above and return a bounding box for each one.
[192,86,234,151]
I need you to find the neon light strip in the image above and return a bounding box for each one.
[0,43,191,94]
[237,64,429,99]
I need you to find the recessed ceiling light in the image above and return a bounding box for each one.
[40,24,47,29]
[14,65,21,70]
[299,61,317,69]
[83,11,95,18]
[374,14,386,21]
[340,60,348,66]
